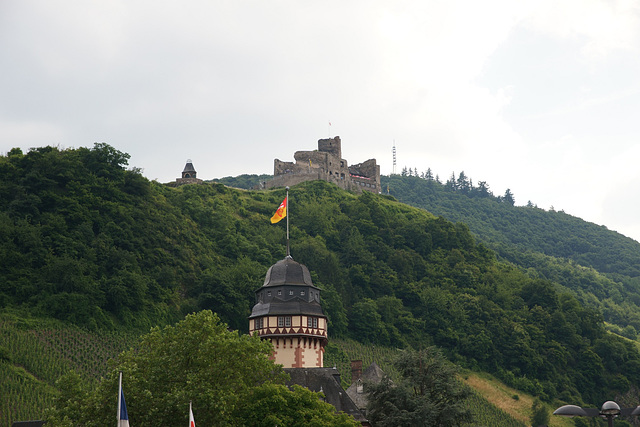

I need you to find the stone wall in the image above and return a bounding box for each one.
[317,136,342,159]
[263,136,381,194]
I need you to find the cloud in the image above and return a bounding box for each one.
[2,0,640,241]
[524,0,640,60]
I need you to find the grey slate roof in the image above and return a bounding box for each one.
[346,362,386,411]
[182,161,196,173]
[250,298,325,317]
[285,367,369,424]
[262,256,315,288]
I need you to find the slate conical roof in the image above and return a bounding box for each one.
[182,160,196,174]
[262,256,316,288]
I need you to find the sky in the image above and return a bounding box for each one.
[2,0,640,242]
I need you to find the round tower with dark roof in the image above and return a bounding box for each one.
[249,256,328,368]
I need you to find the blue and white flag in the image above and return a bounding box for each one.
[117,372,130,427]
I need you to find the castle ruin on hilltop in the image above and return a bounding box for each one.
[261,136,381,193]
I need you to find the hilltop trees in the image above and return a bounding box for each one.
[501,188,515,205]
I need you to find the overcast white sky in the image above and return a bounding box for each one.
[2,0,640,242]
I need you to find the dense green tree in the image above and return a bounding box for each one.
[445,172,457,191]
[366,348,472,426]
[456,171,470,194]
[502,188,515,205]
[233,383,358,426]
[530,398,549,426]
[425,168,434,181]
[475,180,491,197]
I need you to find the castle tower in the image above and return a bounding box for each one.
[318,136,342,160]
[249,256,328,368]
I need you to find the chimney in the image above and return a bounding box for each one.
[351,360,363,383]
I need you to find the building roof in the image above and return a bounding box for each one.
[262,256,315,288]
[346,362,386,411]
[182,160,196,173]
[285,367,369,424]
[250,298,325,317]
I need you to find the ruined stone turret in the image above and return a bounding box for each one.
[263,136,381,194]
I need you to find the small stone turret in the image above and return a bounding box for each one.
[174,159,203,185]
[182,160,197,179]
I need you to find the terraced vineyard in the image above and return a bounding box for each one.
[0,316,135,426]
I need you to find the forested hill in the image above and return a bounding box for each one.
[4,144,640,408]
[382,174,640,334]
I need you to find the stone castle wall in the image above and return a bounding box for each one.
[263,136,381,194]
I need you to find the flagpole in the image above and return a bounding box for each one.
[117,371,122,427]
[286,187,290,257]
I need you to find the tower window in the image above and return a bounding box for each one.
[267,291,271,297]
[300,291,305,296]
[278,290,282,296]
[289,290,294,296]
[278,316,292,328]
[307,317,318,328]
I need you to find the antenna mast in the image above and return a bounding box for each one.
[392,141,397,175]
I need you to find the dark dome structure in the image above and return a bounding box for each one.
[262,256,314,287]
